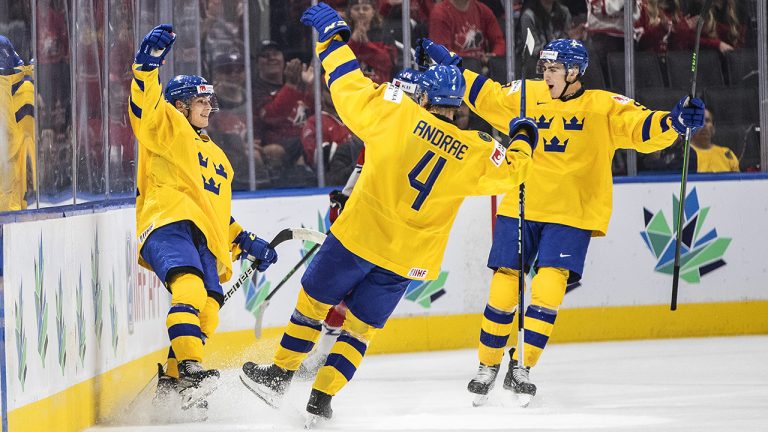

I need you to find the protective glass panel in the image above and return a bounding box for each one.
[106,0,137,195]
[36,0,74,206]
[0,0,35,211]
[73,0,106,200]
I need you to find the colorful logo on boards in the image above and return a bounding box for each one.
[640,187,731,282]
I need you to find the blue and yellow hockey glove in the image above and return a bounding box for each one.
[509,117,539,152]
[415,38,462,72]
[300,3,350,43]
[135,24,176,71]
[234,231,278,272]
[670,96,705,134]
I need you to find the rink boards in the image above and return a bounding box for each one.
[1,176,767,432]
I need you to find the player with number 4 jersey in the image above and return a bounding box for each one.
[239,3,536,426]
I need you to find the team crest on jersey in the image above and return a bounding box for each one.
[612,95,632,104]
[477,131,492,142]
[489,141,507,167]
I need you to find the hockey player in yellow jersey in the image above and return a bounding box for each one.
[418,37,706,405]
[128,24,278,413]
[239,3,536,425]
[0,35,35,212]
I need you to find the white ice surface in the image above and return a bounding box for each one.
[91,336,768,432]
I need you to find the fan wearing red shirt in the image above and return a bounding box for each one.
[429,0,505,61]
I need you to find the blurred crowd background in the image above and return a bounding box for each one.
[0,0,765,212]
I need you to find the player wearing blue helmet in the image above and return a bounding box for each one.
[128,24,278,418]
[418,37,705,407]
[239,3,536,426]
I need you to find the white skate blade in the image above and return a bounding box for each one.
[517,393,533,408]
[179,378,218,410]
[239,372,281,408]
[472,394,489,407]
[304,413,324,429]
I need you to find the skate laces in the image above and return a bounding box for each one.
[511,365,530,383]
[181,360,204,375]
[475,364,499,383]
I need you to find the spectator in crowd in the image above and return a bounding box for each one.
[208,50,270,190]
[635,0,694,54]
[519,0,584,76]
[201,0,244,78]
[586,0,640,76]
[378,0,435,40]
[301,86,364,186]
[690,108,739,173]
[347,0,397,83]
[429,0,506,63]
[252,40,314,186]
[698,0,744,53]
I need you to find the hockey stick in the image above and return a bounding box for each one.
[252,237,325,338]
[126,227,325,411]
[671,0,713,311]
[516,28,535,372]
[223,227,326,303]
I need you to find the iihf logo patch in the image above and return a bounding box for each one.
[408,267,428,279]
[612,95,631,104]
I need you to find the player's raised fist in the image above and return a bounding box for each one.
[300,3,350,43]
[415,38,462,72]
[135,24,176,71]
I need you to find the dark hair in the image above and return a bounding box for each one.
[523,0,567,40]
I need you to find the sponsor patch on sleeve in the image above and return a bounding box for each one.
[612,95,632,104]
[506,80,522,95]
[383,83,404,104]
[489,140,506,167]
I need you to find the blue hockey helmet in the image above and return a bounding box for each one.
[164,75,219,111]
[0,35,23,72]
[392,67,421,95]
[417,64,465,107]
[537,39,589,77]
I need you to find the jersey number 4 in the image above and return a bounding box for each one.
[408,150,446,211]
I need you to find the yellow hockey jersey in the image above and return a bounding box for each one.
[129,65,236,282]
[692,144,739,173]
[463,72,679,236]
[317,37,533,280]
[0,65,35,211]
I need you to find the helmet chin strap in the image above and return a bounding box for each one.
[557,68,579,99]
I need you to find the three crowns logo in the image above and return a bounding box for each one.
[535,115,553,129]
[563,116,584,131]
[543,136,569,152]
[640,187,731,283]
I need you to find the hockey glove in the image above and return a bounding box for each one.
[414,38,462,72]
[233,231,278,272]
[509,117,539,152]
[329,190,349,224]
[135,24,176,71]
[0,36,23,73]
[300,3,350,43]
[670,96,705,135]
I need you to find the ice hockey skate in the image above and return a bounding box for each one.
[176,360,220,410]
[467,363,500,407]
[503,359,537,407]
[304,389,333,429]
[239,362,295,408]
